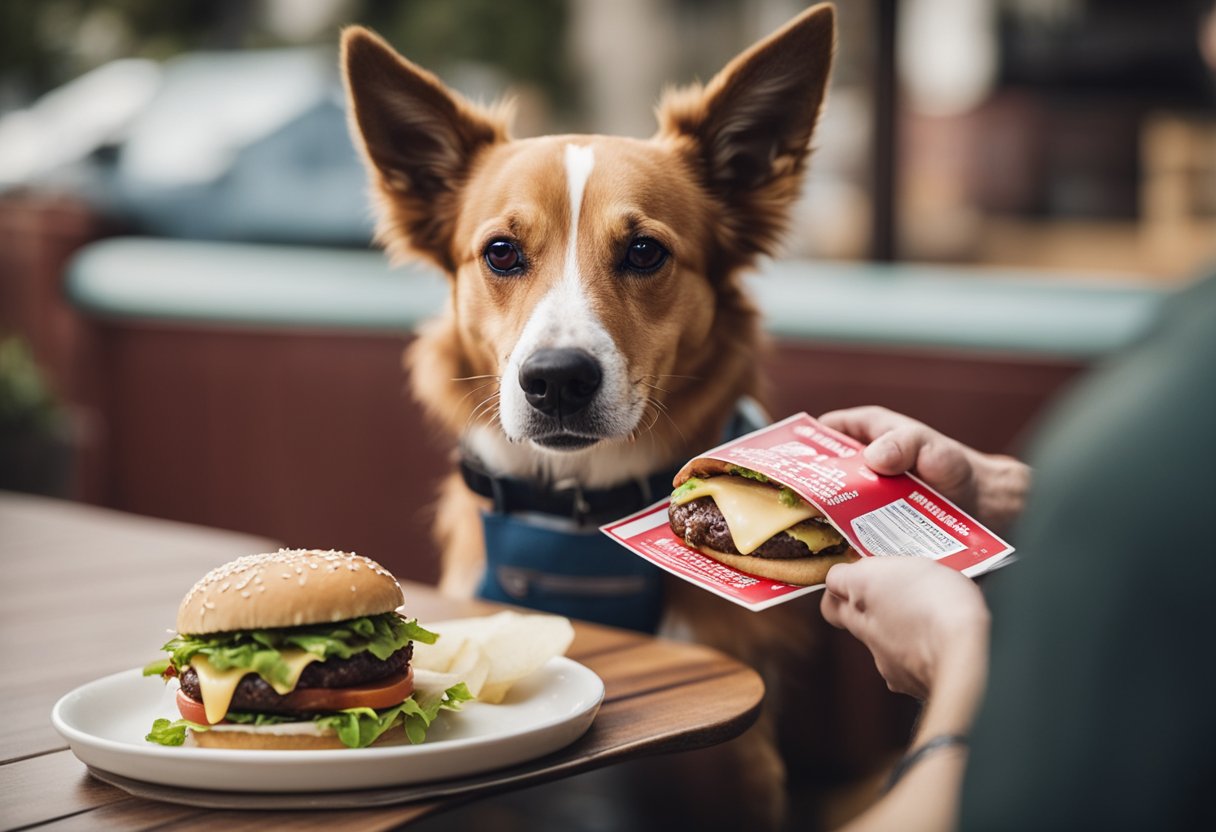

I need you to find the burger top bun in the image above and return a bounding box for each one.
[176,549,404,635]
[672,457,740,488]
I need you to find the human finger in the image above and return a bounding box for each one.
[818,406,911,445]
[823,560,861,599]
[819,407,938,476]
[819,590,847,629]
[863,423,941,475]
[915,441,975,501]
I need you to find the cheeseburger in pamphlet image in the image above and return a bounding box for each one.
[668,457,860,586]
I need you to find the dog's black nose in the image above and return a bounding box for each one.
[519,348,602,417]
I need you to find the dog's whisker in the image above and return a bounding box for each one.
[466,392,501,429]
[455,379,499,408]
[462,389,500,418]
[631,397,659,444]
[647,397,687,445]
[645,407,663,436]
[638,398,665,438]
[639,373,702,384]
[473,395,501,425]
[450,374,501,383]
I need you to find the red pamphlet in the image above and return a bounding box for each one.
[601,413,1015,611]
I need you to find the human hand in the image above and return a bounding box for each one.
[819,406,1031,533]
[820,557,989,700]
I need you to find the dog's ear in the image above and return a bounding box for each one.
[656,3,834,269]
[342,27,509,271]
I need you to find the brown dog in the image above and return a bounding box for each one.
[343,5,836,825]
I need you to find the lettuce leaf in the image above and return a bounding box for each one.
[159,613,436,689]
[317,682,474,748]
[222,711,296,726]
[143,684,474,748]
[146,718,210,746]
[671,478,702,501]
[142,658,170,677]
[778,487,804,508]
[677,468,803,509]
[728,465,770,483]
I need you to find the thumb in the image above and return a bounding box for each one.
[864,432,912,475]
[824,561,857,598]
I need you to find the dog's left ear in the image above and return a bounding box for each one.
[342,27,509,271]
[657,3,835,268]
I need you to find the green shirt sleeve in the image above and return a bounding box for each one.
[959,274,1216,830]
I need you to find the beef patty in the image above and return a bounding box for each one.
[669,497,849,560]
[180,643,413,713]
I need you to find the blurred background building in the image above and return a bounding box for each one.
[0,0,1212,569]
[1,0,1211,270]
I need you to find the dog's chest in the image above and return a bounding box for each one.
[467,397,769,633]
[477,511,666,633]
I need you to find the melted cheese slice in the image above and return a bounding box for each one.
[673,476,820,555]
[191,649,322,724]
[786,521,844,552]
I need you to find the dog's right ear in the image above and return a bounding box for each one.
[655,4,835,273]
[342,27,508,271]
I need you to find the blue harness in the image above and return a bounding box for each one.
[467,399,768,633]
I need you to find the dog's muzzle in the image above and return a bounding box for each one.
[519,347,602,417]
[518,348,604,449]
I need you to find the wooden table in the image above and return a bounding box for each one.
[0,492,764,829]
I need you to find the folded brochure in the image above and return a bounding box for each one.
[601,413,1014,611]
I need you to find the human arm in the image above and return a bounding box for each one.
[818,406,1030,534]
[820,557,991,832]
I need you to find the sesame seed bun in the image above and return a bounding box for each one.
[694,544,860,586]
[176,549,404,635]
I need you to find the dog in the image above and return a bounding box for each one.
[343,5,835,826]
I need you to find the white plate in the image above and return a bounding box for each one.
[52,657,603,793]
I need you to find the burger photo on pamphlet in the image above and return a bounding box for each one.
[143,549,471,750]
[668,459,859,586]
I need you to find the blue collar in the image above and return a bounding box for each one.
[459,456,680,528]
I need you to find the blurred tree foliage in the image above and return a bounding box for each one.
[360,0,574,110]
[0,335,61,437]
[0,0,575,114]
[0,1,253,95]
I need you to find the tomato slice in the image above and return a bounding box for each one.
[277,667,415,712]
[176,688,212,724]
[176,667,415,724]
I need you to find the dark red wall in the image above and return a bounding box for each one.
[75,322,1086,585]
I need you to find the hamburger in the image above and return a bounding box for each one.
[143,549,469,750]
[668,460,859,585]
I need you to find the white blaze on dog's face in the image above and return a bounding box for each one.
[491,143,624,450]
[343,5,834,480]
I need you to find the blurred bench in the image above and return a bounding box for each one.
[65,236,1165,583]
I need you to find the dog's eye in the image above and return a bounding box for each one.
[622,238,668,274]
[484,240,524,275]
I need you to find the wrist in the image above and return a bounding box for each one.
[917,625,989,741]
[884,733,969,794]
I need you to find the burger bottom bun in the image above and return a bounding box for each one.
[698,545,860,586]
[191,726,400,751]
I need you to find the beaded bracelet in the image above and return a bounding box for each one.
[883,733,969,794]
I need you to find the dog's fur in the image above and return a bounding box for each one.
[343,6,835,825]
